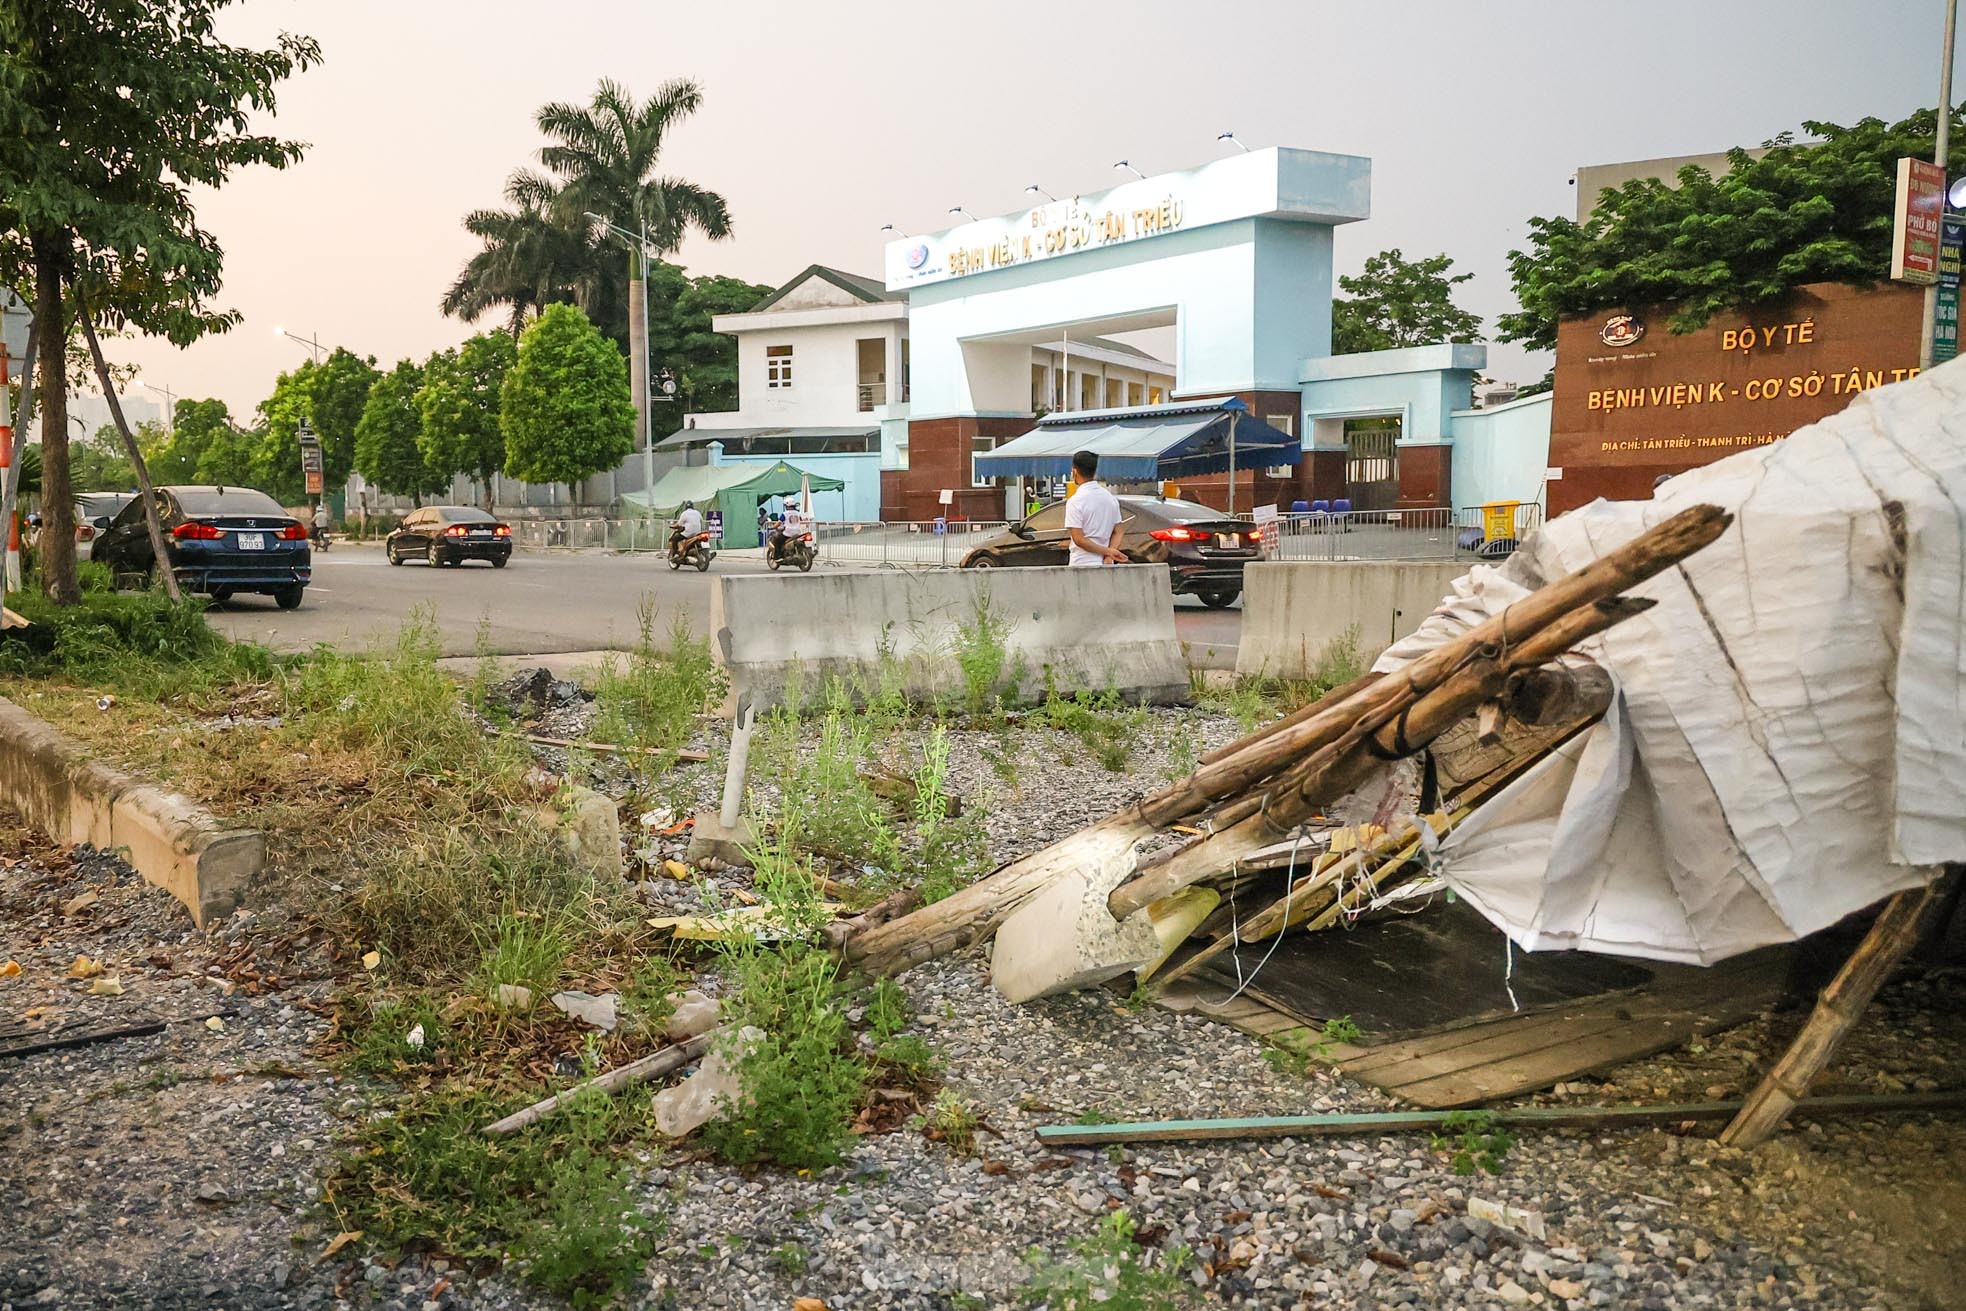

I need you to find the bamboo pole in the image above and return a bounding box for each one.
[483,1030,718,1135]
[1718,877,1955,1148]
[75,300,180,602]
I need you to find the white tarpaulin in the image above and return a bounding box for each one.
[1376,359,1966,964]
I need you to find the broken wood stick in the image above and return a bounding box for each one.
[1719,874,1956,1148]
[1033,1090,1966,1147]
[503,730,710,762]
[483,1030,718,1135]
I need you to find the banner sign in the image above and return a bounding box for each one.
[1936,215,1963,365]
[1891,158,1945,284]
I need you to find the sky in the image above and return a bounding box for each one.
[108,0,1962,416]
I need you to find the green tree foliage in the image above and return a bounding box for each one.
[356,359,444,504]
[417,332,516,502]
[1332,249,1483,354]
[0,0,317,602]
[194,416,265,487]
[150,397,231,484]
[500,303,635,496]
[68,424,144,491]
[440,192,596,339]
[253,360,316,502]
[1500,106,1966,353]
[644,268,773,414]
[308,347,380,485]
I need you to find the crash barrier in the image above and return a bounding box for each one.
[1235,560,1471,679]
[0,697,263,927]
[812,520,1011,568]
[1268,503,1544,563]
[508,517,668,553]
[710,565,1190,710]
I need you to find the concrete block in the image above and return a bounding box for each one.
[713,565,1190,712]
[0,696,264,927]
[1236,560,1470,679]
[686,810,756,866]
[990,839,1160,1004]
[559,785,623,877]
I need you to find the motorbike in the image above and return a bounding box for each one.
[310,527,333,551]
[667,524,716,572]
[764,524,816,572]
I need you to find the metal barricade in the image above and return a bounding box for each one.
[1268,507,1464,562]
[811,521,1009,568]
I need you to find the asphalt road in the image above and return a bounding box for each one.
[201,544,1245,665]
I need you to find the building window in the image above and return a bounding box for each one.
[1264,414,1295,437]
[971,434,999,487]
[766,344,793,389]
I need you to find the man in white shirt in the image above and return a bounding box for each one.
[1064,449,1127,567]
[677,500,704,537]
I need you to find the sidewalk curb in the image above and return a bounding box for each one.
[0,697,263,927]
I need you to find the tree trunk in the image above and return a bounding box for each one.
[75,299,179,601]
[31,241,78,604]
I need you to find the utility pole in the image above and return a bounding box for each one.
[1922,0,1958,370]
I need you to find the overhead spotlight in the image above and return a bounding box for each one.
[879,223,907,237]
[948,206,977,221]
[1113,160,1145,180]
[1216,132,1249,153]
[1025,184,1056,203]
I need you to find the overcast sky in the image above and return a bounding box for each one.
[109,0,1959,415]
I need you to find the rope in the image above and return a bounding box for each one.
[1212,824,1311,1006]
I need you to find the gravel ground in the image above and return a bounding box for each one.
[3,689,1963,1311]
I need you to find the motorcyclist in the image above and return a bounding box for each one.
[670,500,704,560]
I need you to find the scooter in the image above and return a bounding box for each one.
[310,527,333,552]
[764,524,816,572]
[667,525,716,572]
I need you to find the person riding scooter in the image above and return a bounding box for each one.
[669,500,704,562]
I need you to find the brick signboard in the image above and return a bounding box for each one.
[1548,281,1926,512]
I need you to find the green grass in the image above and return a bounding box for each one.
[590,597,723,758]
[1021,1209,1194,1310]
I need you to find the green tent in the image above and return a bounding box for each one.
[622,459,845,549]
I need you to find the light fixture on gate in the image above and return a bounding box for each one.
[1950,175,1966,210]
[948,206,977,221]
[879,223,907,237]
[1112,160,1145,180]
[1025,184,1056,203]
[1216,131,1249,153]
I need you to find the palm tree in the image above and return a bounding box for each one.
[440,183,595,338]
[533,78,732,255]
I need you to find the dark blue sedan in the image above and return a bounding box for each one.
[94,485,312,609]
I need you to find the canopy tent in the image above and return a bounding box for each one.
[973,397,1300,482]
[654,424,878,452]
[620,459,844,549]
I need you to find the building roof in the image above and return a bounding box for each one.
[976,397,1300,481]
[749,264,902,312]
[656,423,880,450]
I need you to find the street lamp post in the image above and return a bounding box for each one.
[272,326,327,364]
[141,380,177,435]
[588,212,658,506]
[1922,0,1959,370]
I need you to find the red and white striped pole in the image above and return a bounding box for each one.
[0,341,14,604]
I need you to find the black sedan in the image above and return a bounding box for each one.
[94,485,310,609]
[958,495,1261,607]
[385,505,512,567]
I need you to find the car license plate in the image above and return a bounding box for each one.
[1217,534,1238,548]
[470,529,493,537]
[237,532,265,551]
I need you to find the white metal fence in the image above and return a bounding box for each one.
[813,520,1010,567]
[506,518,674,553]
[1268,504,1544,563]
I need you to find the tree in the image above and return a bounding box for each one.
[253,360,317,502]
[654,270,774,414]
[355,359,444,504]
[417,332,517,506]
[193,417,263,487]
[441,190,597,338]
[308,347,379,486]
[1331,249,1483,354]
[151,397,231,484]
[500,303,635,503]
[0,0,317,602]
[1499,106,1966,354]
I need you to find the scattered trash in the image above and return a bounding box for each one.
[87,975,125,996]
[647,903,843,943]
[793,1299,828,1311]
[193,1181,231,1205]
[319,1231,362,1263]
[0,960,19,978]
[550,990,619,1032]
[95,694,117,712]
[206,1016,226,1032]
[660,858,692,881]
[495,983,535,1011]
[662,990,721,1042]
[60,889,99,916]
[1468,1196,1547,1241]
[405,1023,426,1050]
[66,954,104,979]
[361,950,381,972]
[640,805,675,831]
[652,1026,759,1138]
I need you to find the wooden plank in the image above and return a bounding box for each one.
[0,1016,167,1060]
[1032,1091,1966,1147]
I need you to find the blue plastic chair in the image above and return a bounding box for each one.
[1332,498,1352,514]
[1310,499,1331,514]
[1290,500,1310,513]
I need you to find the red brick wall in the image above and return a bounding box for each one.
[1394,445,1450,509]
[887,416,1030,522]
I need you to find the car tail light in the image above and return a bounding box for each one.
[1245,527,1265,542]
[1150,527,1201,542]
[171,522,224,540]
[445,525,470,537]
[278,523,309,540]
[76,525,95,542]
[494,525,511,536]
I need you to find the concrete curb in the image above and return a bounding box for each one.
[0,697,263,927]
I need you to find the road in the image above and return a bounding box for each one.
[202,544,1244,666]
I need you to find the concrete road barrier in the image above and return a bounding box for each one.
[0,697,263,927]
[1236,560,1470,679]
[711,564,1190,709]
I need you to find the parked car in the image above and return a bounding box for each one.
[958,495,1261,607]
[75,491,136,561]
[386,505,513,568]
[94,485,311,609]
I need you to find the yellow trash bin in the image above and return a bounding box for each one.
[1480,500,1521,543]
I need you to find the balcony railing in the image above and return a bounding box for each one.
[857,382,886,411]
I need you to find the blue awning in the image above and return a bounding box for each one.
[973,397,1300,480]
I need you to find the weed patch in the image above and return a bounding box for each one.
[1021,1208,1194,1310]
[1431,1109,1515,1176]
[590,598,722,759]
